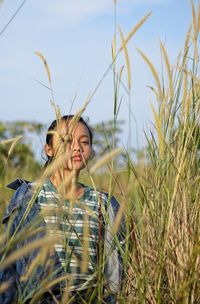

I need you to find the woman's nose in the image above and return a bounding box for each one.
[72,140,81,152]
[73,146,81,152]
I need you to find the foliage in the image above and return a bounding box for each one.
[0,121,43,207]
[93,119,124,156]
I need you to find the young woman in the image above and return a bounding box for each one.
[0,115,123,303]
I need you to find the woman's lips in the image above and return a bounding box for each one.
[72,155,82,161]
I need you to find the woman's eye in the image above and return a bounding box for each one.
[59,136,65,143]
[81,141,89,145]
[67,138,72,144]
[59,136,72,144]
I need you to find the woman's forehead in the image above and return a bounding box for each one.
[56,121,89,137]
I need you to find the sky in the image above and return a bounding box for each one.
[0,0,198,155]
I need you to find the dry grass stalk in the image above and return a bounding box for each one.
[0,235,57,270]
[0,282,10,293]
[0,135,23,158]
[160,41,173,101]
[90,147,123,173]
[112,198,126,234]
[197,1,200,33]
[20,245,52,282]
[35,51,52,85]
[137,49,163,101]
[29,274,71,304]
[81,212,89,273]
[190,0,199,62]
[118,12,151,54]
[150,102,164,159]
[119,27,131,91]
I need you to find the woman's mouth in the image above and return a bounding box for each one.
[72,155,82,162]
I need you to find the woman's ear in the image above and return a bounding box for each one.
[45,144,54,158]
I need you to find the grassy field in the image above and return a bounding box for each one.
[0,1,200,303]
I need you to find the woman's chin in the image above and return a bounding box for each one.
[60,162,84,172]
[72,160,86,171]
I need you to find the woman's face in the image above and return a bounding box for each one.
[45,120,92,172]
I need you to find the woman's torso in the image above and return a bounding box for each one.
[37,179,105,292]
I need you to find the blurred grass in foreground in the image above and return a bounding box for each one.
[0,0,200,302]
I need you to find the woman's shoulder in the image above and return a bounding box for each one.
[3,178,33,224]
[82,184,120,214]
[6,178,31,191]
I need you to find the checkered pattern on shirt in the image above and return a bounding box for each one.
[37,179,106,291]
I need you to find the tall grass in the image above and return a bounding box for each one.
[0,0,200,303]
[125,1,200,302]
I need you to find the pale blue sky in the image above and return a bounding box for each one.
[0,0,198,152]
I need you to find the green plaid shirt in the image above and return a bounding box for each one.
[37,179,104,291]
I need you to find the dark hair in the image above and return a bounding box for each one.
[45,115,93,167]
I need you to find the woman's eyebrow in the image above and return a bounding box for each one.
[79,135,90,139]
[76,134,90,141]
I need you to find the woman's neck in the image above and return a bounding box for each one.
[50,169,84,199]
